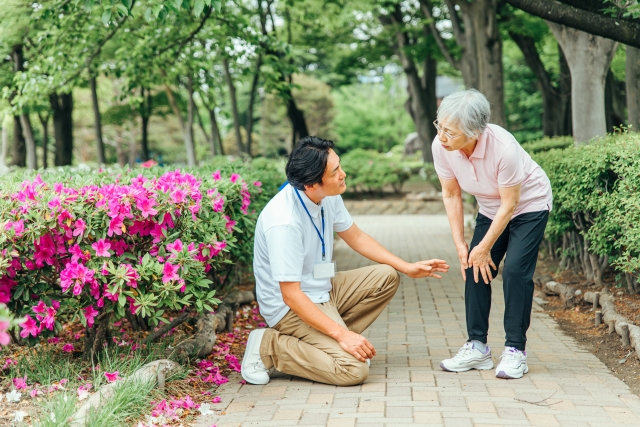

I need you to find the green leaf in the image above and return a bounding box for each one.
[101,9,112,25]
[211,0,221,11]
[118,293,126,306]
[152,4,163,18]
[194,0,205,17]
[144,7,153,22]
[120,0,133,9]
[115,4,129,17]
[84,0,94,12]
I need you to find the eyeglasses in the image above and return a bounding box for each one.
[433,121,463,140]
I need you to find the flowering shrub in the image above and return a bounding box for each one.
[0,161,283,346]
[0,304,19,346]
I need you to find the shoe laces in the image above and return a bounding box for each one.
[451,342,476,361]
[247,358,268,373]
[500,348,523,365]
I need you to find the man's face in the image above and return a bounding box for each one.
[306,149,347,196]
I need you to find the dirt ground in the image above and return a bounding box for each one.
[535,257,640,395]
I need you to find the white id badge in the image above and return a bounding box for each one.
[313,261,336,279]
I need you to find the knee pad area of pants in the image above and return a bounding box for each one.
[340,361,369,386]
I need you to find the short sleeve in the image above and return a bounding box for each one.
[265,225,304,282]
[332,196,353,232]
[497,143,526,187]
[431,138,455,180]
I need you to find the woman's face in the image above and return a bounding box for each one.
[435,119,477,152]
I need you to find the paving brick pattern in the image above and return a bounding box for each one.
[195,215,640,427]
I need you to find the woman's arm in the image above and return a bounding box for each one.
[440,177,469,279]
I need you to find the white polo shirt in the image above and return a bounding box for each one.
[253,184,354,326]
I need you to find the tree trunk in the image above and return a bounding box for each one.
[390,6,437,162]
[246,55,262,157]
[559,48,573,136]
[286,94,309,146]
[1,115,8,169]
[11,116,25,167]
[128,127,137,167]
[208,107,223,156]
[140,87,151,162]
[116,131,126,167]
[50,92,74,166]
[38,113,49,169]
[90,75,105,165]
[605,69,626,132]
[185,76,197,166]
[626,46,640,131]
[466,0,506,127]
[19,114,37,170]
[223,58,244,154]
[163,81,196,167]
[510,32,571,137]
[547,23,618,144]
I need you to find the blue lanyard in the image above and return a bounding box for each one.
[294,188,325,261]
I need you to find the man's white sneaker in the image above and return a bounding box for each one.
[495,347,528,379]
[440,342,493,372]
[241,329,270,385]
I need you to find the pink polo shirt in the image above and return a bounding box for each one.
[432,124,552,220]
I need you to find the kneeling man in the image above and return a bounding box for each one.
[241,136,449,386]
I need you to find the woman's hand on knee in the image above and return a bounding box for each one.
[467,245,497,284]
[335,329,376,362]
[456,242,469,280]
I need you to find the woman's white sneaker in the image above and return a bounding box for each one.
[241,329,270,385]
[440,342,494,372]
[495,347,528,379]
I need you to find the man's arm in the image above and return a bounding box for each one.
[337,224,449,279]
[280,281,375,362]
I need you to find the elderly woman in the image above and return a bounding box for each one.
[433,89,552,379]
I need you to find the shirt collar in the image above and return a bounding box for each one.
[470,129,488,159]
[293,186,322,218]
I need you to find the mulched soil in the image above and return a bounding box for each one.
[535,256,640,395]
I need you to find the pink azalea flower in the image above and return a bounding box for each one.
[224,216,237,233]
[19,315,39,338]
[137,198,158,218]
[0,320,11,346]
[230,173,240,183]
[92,239,111,257]
[42,306,57,330]
[253,181,262,187]
[212,170,221,181]
[107,215,124,237]
[212,196,224,213]
[104,371,120,383]
[84,305,99,328]
[212,396,222,403]
[166,239,183,254]
[30,389,42,397]
[34,234,56,267]
[73,218,86,237]
[13,376,27,389]
[62,343,74,353]
[162,263,180,283]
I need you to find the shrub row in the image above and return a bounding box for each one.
[525,132,640,292]
[0,158,285,348]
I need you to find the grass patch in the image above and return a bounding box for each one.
[84,377,156,427]
[32,392,77,427]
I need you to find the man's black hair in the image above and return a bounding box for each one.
[286,136,335,191]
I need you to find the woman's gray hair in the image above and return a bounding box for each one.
[437,89,491,138]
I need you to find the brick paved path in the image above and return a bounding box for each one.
[196,215,640,427]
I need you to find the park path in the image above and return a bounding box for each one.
[195,215,640,427]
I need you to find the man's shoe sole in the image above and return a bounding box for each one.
[496,364,529,379]
[440,359,494,372]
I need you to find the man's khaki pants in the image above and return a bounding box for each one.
[259,264,400,386]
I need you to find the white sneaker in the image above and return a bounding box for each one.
[440,342,493,372]
[241,329,270,384]
[495,347,528,379]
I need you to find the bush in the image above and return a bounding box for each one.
[521,136,574,154]
[530,132,640,291]
[0,159,284,351]
[340,148,412,194]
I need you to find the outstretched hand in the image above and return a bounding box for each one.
[403,259,450,279]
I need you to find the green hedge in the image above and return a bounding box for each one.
[520,136,574,154]
[524,132,640,291]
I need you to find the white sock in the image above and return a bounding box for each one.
[470,340,487,352]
